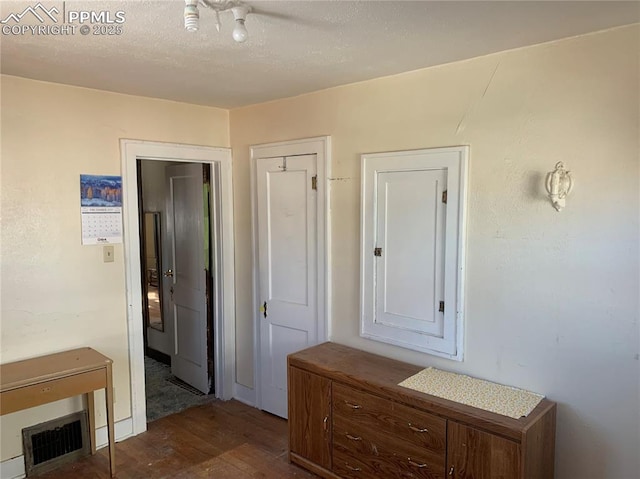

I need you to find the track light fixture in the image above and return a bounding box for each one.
[184,0,252,43]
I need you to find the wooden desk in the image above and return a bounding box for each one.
[0,348,115,477]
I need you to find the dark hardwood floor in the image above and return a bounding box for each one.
[38,400,316,478]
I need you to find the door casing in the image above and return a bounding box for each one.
[250,136,331,410]
[121,140,236,436]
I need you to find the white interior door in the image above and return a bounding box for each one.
[257,154,317,418]
[166,163,210,394]
[375,169,447,336]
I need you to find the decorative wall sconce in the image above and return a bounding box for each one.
[545,162,573,211]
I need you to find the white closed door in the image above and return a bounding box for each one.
[257,154,318,418]
[374,169,447,336]
[166,163,210,394]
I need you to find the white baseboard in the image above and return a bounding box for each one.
[233,382,256,407]
[0,457,24,479]
[0,417,134,479]
[96,416,133,448]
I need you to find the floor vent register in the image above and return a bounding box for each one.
[22,411,90,476]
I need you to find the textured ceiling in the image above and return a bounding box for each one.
[1,0,638,108]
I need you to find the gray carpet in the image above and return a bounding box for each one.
[144,356,215,422]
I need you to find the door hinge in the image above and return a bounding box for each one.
[442,190,448,204]
[374,247,382,257]
[311,175,318,190]
[439,301,445,313]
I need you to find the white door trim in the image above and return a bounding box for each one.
[120,139,236,436]
[249,136,331,409]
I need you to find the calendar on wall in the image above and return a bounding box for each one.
[80,175,123,245]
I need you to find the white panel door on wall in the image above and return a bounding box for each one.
[375,169,447,336]
[166,163,210,394]
[361,147,468,360]
[257,154,317,419]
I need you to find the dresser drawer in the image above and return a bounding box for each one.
[333,382,446,455]
[0,369,106,415]
[335,447,443,479]
[333,414,445,479]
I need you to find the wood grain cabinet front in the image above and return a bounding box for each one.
[447,422,521,479]
[288,343,556,479]
[287,366,333,475]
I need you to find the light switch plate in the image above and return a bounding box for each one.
[103,245,114,263]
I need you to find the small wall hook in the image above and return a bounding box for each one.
[545,162,573,212]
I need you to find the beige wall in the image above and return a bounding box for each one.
[230,26,639,479]
[1,25,638,478]
[0,75,229,460]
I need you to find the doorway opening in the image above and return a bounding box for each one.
[137,159,216,422]
[121,140,236,437]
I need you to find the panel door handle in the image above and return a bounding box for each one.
[263,301,267,318]
[449,465,455,476]
[345,463,361,472]
[163,269,173,277]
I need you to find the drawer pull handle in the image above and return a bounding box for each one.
[408,423,429,433]
[345,463,362,472]
[344,401,362,409]
[408,458,428,468]
[345,433,362,441]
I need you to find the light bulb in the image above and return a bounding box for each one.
[232,19,248,43]
[184,3,199,32]
[230,6,250,43]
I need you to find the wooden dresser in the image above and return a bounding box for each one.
[288,343,556,479]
